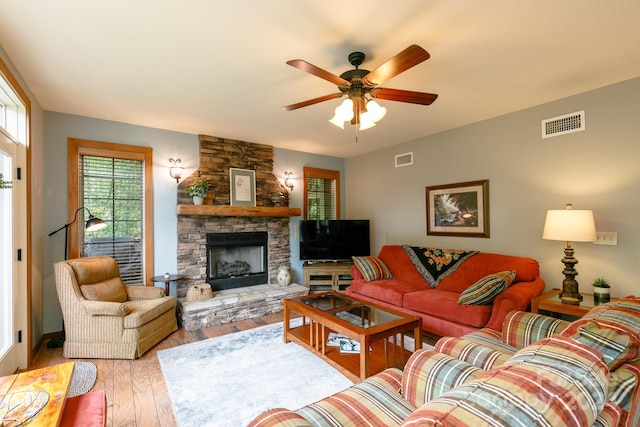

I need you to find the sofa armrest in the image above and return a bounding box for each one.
[125,284,166,300]
[484,278,545,331]
[248,408,313,427]
[81,300,128,316]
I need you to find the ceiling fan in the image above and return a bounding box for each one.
[283,45,438,130]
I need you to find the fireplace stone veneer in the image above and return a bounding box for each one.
[175,135,306,330]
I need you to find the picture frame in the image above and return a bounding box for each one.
[425,179,490,238]
[230,168,256,206]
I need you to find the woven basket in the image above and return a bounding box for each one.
[186,283,213,301]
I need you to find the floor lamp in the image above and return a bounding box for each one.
[47,207,107,348]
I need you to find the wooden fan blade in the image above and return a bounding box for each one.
[282,93,344,111]
[287,59,351,86]
[362,45,430,87]
[371,88,438,105]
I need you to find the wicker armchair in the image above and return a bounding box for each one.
[54,256,177,359]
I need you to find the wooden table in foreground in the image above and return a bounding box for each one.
[0,362,75,426]
[284,292,421,382]
[531,288,617,318]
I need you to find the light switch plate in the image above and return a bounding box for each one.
[593,232,617,246]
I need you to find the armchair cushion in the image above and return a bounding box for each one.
[80,277,127,303]
[502,310,569,348]
[123,297,176,329]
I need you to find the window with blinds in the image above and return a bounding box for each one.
[303,167,340,220]
[80,156,144,284]
[68,138,153,286]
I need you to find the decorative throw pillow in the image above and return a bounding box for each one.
[351,256,393,282]
[457,270,516,305]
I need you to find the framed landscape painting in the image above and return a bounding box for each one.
[425,179,490,238]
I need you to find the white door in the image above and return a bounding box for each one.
[0,131,25,375]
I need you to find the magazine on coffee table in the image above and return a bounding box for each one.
[326,332,361,353]
[326,332,344,347]
[338,337,361,354]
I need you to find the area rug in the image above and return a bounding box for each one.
[67,361,97,398]
[157,321,354,427]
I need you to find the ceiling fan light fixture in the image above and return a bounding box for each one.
[329,113,345,129]
[359,113,376,130]
[366,100,387,122]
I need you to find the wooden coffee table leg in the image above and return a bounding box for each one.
[283,300,291,343]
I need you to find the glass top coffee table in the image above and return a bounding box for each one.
[284,292,421,381]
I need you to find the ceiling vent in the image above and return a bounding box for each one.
[395,152,413,168]
[542,110,585,138]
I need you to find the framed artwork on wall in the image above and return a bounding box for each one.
[230,168,256,206]
[425,179,490,238]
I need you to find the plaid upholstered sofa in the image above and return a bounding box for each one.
[346,245,545,338]
[249,298,640,427]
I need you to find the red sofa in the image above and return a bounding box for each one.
[346,245,545,337]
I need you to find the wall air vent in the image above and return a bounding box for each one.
[542,110,585,138]
[395,152,413,168]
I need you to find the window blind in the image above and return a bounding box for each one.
[306,176,337,220]
[79,155,145,284]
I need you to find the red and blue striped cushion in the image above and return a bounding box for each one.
[457,270,515,305]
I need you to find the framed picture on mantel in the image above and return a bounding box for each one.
[230,168,256,206]
[425,179,490,238]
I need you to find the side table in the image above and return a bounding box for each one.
[150,274,184,296]
[531,288,615,318]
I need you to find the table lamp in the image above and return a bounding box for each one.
[542,203,597,304]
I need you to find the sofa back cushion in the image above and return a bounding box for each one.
[502,310,570,349]
[402,349,483,407]
[436,253,539,294]
[377,245,430,287]
[403,336,609,427]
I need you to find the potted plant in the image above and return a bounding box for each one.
[187,179,209,205]
[592,277,611,305]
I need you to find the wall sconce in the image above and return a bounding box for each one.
[284,171,295,192]
[169,158,184,183]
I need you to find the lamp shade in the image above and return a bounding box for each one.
[85,215,107,232]
[542,209,597,242]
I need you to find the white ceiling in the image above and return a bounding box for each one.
[1,1,639,158]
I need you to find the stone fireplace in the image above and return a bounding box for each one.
[207,231,268,290]
[174,135,307,331]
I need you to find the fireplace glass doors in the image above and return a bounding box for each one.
[207,232,268,290]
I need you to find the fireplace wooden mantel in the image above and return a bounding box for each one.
[176,204,301,218]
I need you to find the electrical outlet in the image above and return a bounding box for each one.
[593,232,617,246]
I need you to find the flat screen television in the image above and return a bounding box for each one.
[299,219,370,262]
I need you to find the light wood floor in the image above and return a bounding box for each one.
[31,312,284,427]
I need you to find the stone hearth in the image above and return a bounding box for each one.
[178,284,308,331]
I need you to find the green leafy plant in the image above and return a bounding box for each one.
[0,172,11,189]
[592,277,610,288]
[187,179,209,198]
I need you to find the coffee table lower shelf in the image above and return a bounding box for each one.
[286,322,415,383]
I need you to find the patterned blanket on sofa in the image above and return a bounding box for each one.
[403,245,478,288]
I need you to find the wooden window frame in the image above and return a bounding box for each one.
[67,138,154,284]
[303,166,340,220]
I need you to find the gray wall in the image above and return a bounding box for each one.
[42,113,345,332]
[346,77,640,299]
